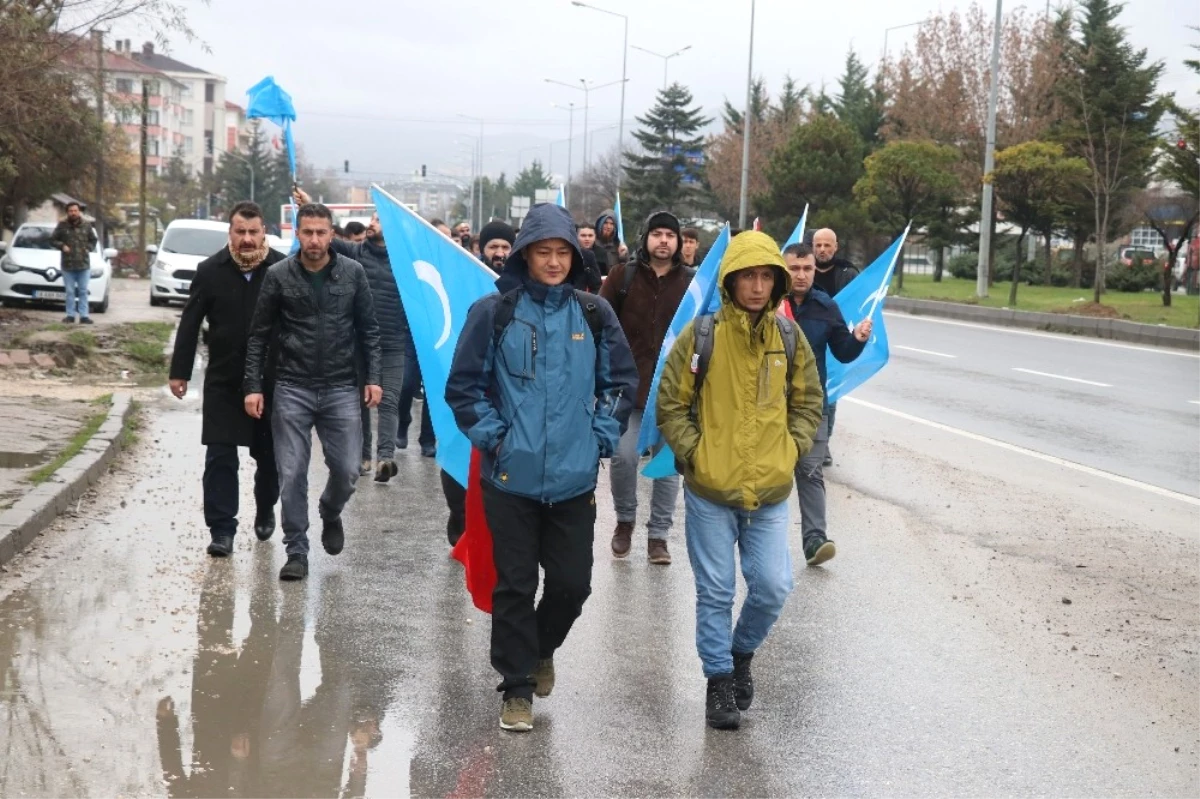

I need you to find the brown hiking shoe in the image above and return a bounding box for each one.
[611,521,633,558]
[648,538,672,565]
[533,658,555,697]
[499,698,533,731]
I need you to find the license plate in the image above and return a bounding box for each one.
[34,290,65,300]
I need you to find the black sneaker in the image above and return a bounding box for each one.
[62,316,75,324]
[396,435,408,450]
[822,451,833,468]
[804,536,837,566]
[420,445,436,458]
[253,509,275,541]
[321,517,345,555]
[206,535,234,558]
[705,674,741,730]
[732,651,754,711]
[80,317,94,325]
[279,554,308,581]
[374,460,398,483]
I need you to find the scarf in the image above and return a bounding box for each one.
[229,241,270,272]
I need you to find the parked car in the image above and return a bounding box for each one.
[0,222,117,313]
[148,219,230,307]
[1118,247,1156,267]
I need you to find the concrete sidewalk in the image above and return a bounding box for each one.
[0,395,102,509]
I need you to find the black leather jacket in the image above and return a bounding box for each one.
[244,253,382,394]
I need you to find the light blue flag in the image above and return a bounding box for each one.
[371,186,499,488]
[613,192,625,245]
[556,185,566,208]
[245,76,297,177]
[637,226,732,479]
[825,224,911,403]
[783,205,809,249]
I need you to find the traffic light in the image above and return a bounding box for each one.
[421,164,427,178]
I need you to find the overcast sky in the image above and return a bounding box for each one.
[120,0,1195,184]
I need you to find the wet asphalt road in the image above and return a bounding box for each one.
[0,379,1195,797]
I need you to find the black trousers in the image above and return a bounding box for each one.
[440,469,466,547]
[483,482,596,701]
[203,433,279,538]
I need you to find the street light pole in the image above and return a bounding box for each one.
[571,2,629,193]
[883,20,925,65]
[738,0,756,229]
[976,0,1003,299]
[552,102,576,207]
[631,44,693,90]
[458,114,486,229]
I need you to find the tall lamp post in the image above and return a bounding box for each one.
[976,0,1003,299]
[571,1,628,193]
[630,44,692,90]
[457,114,485,230]
[550,102,576,206]
[882,20,925,65]
[737,0,756,229]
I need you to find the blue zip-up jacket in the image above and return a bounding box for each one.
[785,287,866,412]
[446,203,638,503]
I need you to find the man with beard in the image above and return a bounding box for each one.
[169,202,286,557]
[244,203,383,581]
[51,201,98,324]
[594,209,627,270]
[599,210,692,565]
[478,220,515,271]
[810,228,860,467]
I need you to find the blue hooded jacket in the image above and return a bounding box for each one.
[446,204,638,503]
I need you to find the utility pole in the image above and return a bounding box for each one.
[93,30,106,247]
[737,0,756,229]
[976,0,1003,298]
[138,80,149,272]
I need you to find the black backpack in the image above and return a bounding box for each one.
[492,286,604,349]
[690,313,799,410]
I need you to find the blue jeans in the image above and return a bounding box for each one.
[271,383,362,556]
[62,269,90,319]
[684,487,794,678]
[397,335,434,449]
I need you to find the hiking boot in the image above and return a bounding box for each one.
[822,451,833,468]
[499,697,533,732]
[374,460,398,483]
[732,651,755,711]
[279,554,308,581]
[805,536,837,566]
[360,459,373,476]
[705,674,741,730]
[647,538,671,565]
[206,535,234,558]
[321,517,345,556]
[62,316,75,324]
[396,435,408,450]
[533,658,555,698]
[253,509,275,541]
[611,521,633,558]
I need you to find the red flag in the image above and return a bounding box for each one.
[450,448,496,613]
[752,217,762,231]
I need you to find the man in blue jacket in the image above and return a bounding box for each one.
[447,203,637,733]
[782,243,872,567]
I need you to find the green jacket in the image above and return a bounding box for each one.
[52,219,97,272]
[657,231,823,510]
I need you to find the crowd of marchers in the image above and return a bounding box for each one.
[168,191,872,734]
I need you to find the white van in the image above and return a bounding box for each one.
[148,219,230,306]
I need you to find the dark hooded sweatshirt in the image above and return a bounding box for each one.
[594,209,625,270]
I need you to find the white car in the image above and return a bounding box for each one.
[148,219,230,307]
[0,222,116,313]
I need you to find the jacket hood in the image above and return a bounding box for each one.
[595,209,620,243]
[495,203,584,292]
[636,209,683,268]
[718,231,790,309]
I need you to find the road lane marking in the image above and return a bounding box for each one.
[884,312,1200,358]
[844,397,1200,507]
[1012,368,1112,387]
[895,345,957,359]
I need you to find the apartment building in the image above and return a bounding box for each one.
[100,46,186,174]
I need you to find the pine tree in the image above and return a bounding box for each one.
[513,160,553,203]
[833,50,886,150]
[624,83,712,224]
[721,78,769,132]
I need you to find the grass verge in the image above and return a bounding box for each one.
[119,322,174,374]
[27,394,114,485]
[891,274,1200,329]
[119,400,142,447]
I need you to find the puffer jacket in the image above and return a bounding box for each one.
[331,238,407,351]
[446,203,638,503]
[657,231,823,510]
[51,219,97,271]
[244,253,382,394]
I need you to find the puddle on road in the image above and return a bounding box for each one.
[0,451,46,469]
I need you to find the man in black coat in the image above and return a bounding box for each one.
[169,201,285,558]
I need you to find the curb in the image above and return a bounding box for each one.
[0,392,134,567]
[887,297,1200,351]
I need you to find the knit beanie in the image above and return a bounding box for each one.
[478,220,516,249]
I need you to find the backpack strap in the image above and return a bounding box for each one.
[492,287,523,348]
[774,315,798,387]
[573,289,604,341]
[690,314,716,415]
